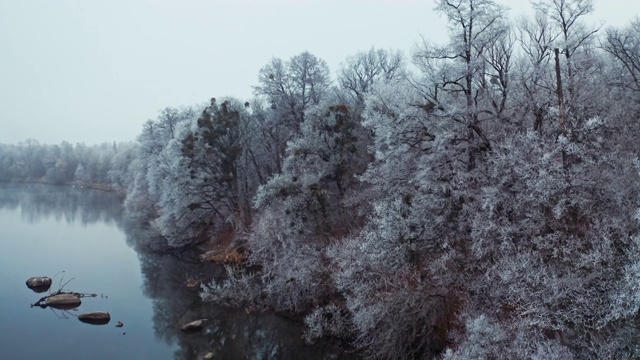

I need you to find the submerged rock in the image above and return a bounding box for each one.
[181,319,207,332]
[46,293,81,310]
[78,311,111,325]
[26,276,52,293]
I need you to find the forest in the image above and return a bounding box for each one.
[2,0,640,358]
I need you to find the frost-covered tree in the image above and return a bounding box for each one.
[515,11,559,133]
[244,102,370,312]
[533,0,599,90]
[414,0,511,170]
[337,48,406,108]
[124,106,196,223]
[532,0,603,124]
[243,99,290,178]
[255,103,368,236]
[92,12,640,358]
[329,79,458,359]
[0,145,15,181]
[331,79,640,359]
[151,98,262,247]
[459,126,640,358]
[327,7,640,356]
[107,142,138,192]
[603,16,640,92]
[250,51,334,189]
[19,139,47,180]
[254,51,331,131]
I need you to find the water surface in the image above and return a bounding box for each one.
[0,183,175,359]
[0,184,355,360]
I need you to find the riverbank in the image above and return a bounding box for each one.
[0,179,124,195]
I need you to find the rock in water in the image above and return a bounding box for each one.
[78,312,111,325]
[26,276,52,293]
[180,319,207,332]
[46,293,81,310]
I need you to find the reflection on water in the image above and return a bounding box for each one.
[129,220,357,359]
[136,251,357,360]
[0,184,355,360]
[0,183,172,359]
[0,183,123,226]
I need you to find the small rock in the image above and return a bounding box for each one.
[26,276,52,293]
[116,321,124,328]
[78,311,111,325]
[181,319,207,332]
[46,293,81,310]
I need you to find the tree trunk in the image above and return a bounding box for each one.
[554,48,567,134]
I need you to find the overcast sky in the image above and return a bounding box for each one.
[0,0,636,145]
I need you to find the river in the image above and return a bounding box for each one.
[0,183,354,360]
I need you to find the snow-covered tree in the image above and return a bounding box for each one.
[328,7,640,355]
[414,0,511,170]
[244,101,370,312]
[337,48,406,108]
[254,51,331,128]
[124,106,196,226]
[603,16,640,92]
[515,11,559,134]
[329,79,458,359]
[149,98,264,247]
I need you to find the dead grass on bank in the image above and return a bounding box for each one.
[199,229,247,265]
[200,248,247,265]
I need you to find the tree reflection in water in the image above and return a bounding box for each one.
[130,226,358,360]
[0,183,356,359]
[0,183,124,226]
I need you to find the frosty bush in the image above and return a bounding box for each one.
[303,304,352,344]
[200,265,261,308]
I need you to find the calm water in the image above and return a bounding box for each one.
[0,184,354,360]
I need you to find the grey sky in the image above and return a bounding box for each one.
[0,0,636,145]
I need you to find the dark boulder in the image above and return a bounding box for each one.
[46,293,81,310]
[26,276,52,293]
[78,312,111,325]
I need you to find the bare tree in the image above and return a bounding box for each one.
[254,52,331,127]
[602,17,640,91]
[414,0,509,169]
[338,48,405,106]
[533,0,600,103]
[482,27,515,119]
[516,12,558,133]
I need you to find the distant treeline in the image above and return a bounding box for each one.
[0,140,136,192]
[4,1,640,358]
